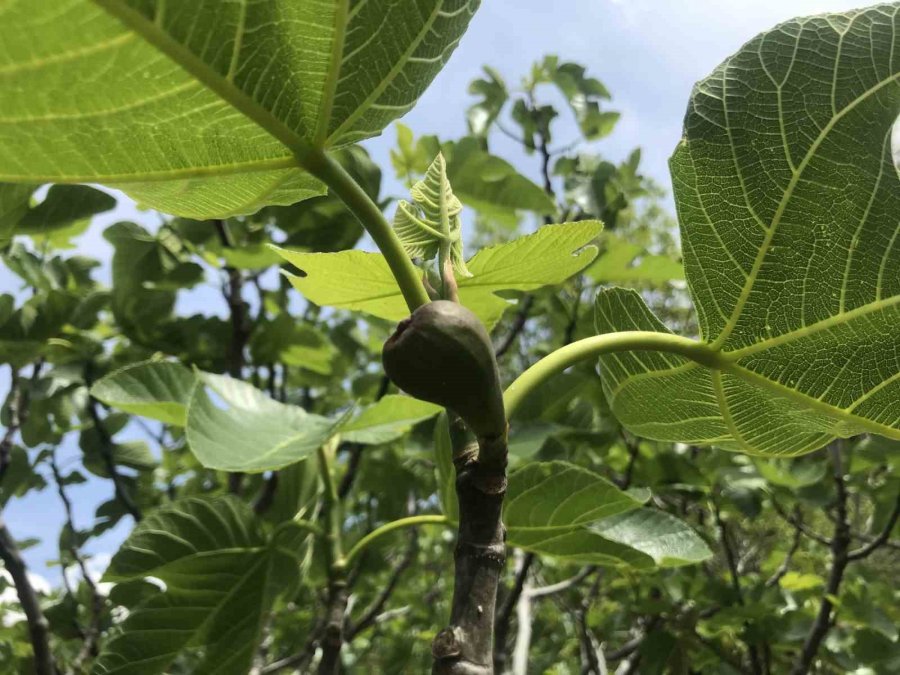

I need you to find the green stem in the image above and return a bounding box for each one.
[503,331,722,417]
[317,444,344,567]
[301,149,430,313]
[290,517,325,538]
[344,514,449,567]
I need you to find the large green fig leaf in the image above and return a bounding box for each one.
[0,0,479,219]
[94,497,304,675]
[594,5,900,457]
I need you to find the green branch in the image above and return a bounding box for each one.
[290,517,325,539]
[316,444,344,569]
[503,331,722,417]
[302,149,430,313]
[344,515,450,567]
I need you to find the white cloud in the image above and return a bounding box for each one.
[0,570,52,626]
[63,552,114,596]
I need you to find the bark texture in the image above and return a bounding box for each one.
[432,436,507,675]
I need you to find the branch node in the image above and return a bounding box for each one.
[432,626,464,660]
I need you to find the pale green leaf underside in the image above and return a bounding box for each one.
[340,394,442,445]
[514,509,712,569]
[90,360,195,426]
[186,373,341,472]
[0,0,478,218]
[503,462,709,568]
[596,6,900,456]
[503,461,646,535]
[95,497,295,675]
[275,220,601,328]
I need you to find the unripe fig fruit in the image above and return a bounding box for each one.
[383,301,506,439]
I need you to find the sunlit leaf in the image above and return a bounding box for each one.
[276,220,601,328]
[504,461,647,538]
[90,360,195,426]
[588,232,684,284]
[186,373,342,472]
[340,395,441,445]
[595,7,900,456]
[0,0,479,218]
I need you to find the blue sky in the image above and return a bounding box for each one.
[1,0,872,585]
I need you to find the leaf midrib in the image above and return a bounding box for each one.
[315,0,350,146]
[0,155,298,185]
[725,294,900,358]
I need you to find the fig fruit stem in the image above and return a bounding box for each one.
[302,148,431,313]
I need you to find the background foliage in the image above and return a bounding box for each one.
[0,2,898,674]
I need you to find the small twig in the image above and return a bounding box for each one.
[789,442,853,675]
[529,566,596,600]
[605,617,661,662]
[494,551,535,671]
[50,452,103,671]
[0,513,56,675]
[847,490,900,561]
[712,497,763,675]
[495,120,528,147]
[253,472,279,516]
[260,617,325,674]
[0,369,23,486]
[771,497,831,546]
[346,530,417,639]
[214,219,250,495]
[562,279,584,347]
[765,512,804,588]
[495,295,534,359]
[576,574,604,674]
[0,361,40,486]
[616,432,640,490]
[85,394,142,522]
[337,376,390,500]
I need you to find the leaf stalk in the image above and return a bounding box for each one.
[301,149,431,312]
